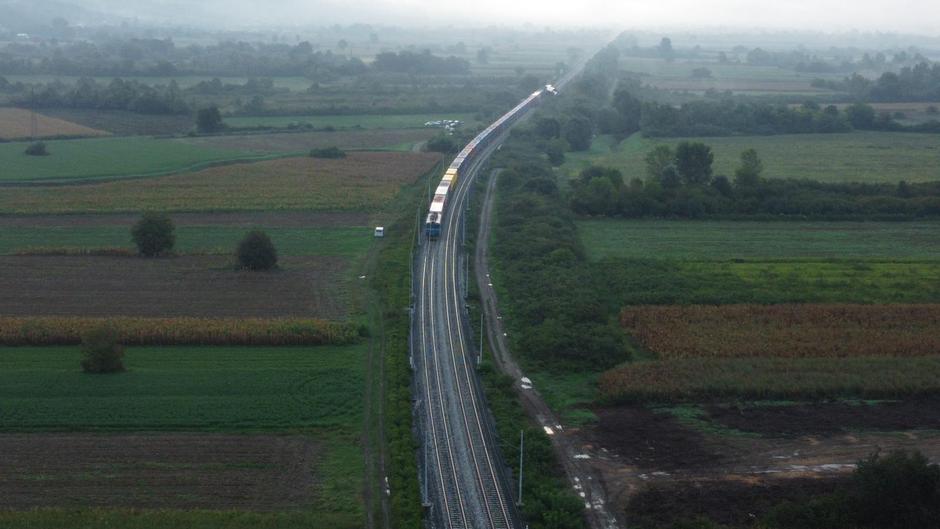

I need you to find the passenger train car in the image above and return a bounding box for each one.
[424,87,549,239]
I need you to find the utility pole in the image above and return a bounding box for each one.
[478,312,484,366]
[517,429,524,506]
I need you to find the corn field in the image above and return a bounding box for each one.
[620,304,940,359]
[0,317,362,346]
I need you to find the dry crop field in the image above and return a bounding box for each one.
[619,304,940,359]
[0,108,109,140]
[0,152,441,214]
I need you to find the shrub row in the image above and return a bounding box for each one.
[0,317,361,346]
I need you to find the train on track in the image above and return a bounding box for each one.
[424,85,556,239]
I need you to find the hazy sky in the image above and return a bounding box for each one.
[82,0,940,34]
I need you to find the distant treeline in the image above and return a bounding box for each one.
[0,38,469,78]
[570,144,940,220]
[3,77,190,114]
[815,61,940,102]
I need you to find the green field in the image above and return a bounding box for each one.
[0,345,365,431]
[3,74,314,91]
[577,220,940,260]
[0,136,269,183]
[562,131,940,184]
[0,226,371,257]
[226,112,476,129]
[582,220,940,305]
[0,344,366,528]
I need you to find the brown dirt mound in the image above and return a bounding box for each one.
[0,433,318,510]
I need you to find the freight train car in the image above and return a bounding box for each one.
[424,87,549,239]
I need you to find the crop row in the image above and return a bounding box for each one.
[0,317,362,346]
[620,303,940,359]
[598,356,940,402]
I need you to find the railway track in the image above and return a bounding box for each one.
[415,141,516,529]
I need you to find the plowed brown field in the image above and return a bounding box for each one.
[0,433,317,510]
[0,108,108,140]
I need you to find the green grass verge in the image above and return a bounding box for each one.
[0,136,261,183]
[577,219,940,261]
[226,112,477,129]
[561,131,940,184]
[0,345,364,431]
[0,226,371,257]
[598,356,940,402]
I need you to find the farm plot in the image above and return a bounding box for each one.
[0,255,350,319]
[0,129,435,183]
[0,152,441,214]
[0,136,253,183]
[0,344,367,529]
[600,259,940,305]
[0,108,109,140]
[225,112,477,130]
[562,131,940,184]
[577,219,940,261]
[0,345,365,431]
[0,434,319,510]
[37,108,196,136]
[0,225,371,257]
[620,304,940,360]
[180,128,435,152]
[598,356,940,402]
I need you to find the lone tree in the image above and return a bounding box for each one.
[563,116,593,151]
[25,141,48,156]
[131,212,175,257]
[80,324,125,374]
[237,230,278,270]
[734,148,764,187]
[675,141,714,185]
[195,105,224,133]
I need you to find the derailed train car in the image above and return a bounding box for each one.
[424,87,548,239]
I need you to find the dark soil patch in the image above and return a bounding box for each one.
[626,477,848,529]
[707,398,940,437]
[0,255,349,319]
[0,211,370,228]
[591,406,724,470]
[0,433,318,510]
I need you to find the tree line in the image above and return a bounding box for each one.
[0,38,472,78]
[569,142,940,219]
[490,144,627,371]
[814,61,940,102]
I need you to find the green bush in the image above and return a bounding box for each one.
[309,146,347,158]
[237,230,278,270]
[24,141,48,156]
[80,324,125,374]
[131,212,175,257]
